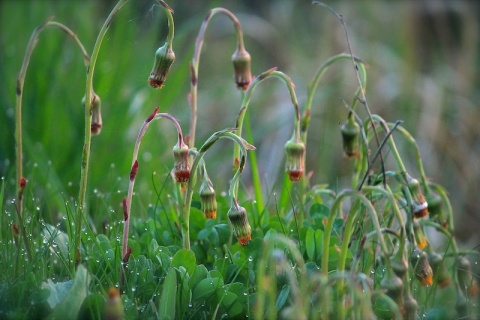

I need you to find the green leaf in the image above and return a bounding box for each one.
[192,278,223,301]
[276,284,290,310]
[310,203,330,221]
[214,224,230,246]
[171,249,196,275]
[305,228,315,261]
[189,264,208,292]
[48,264,90,320]
[43,224,70,259]
[158,268,177,320]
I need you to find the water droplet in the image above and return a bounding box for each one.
[248,256,253,262]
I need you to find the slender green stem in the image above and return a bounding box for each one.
[74,0,128,269]
[15,17,90,263]
[189,7,245,149]
[157,0,174,49]
[122,109,184,260]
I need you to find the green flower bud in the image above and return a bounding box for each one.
[148,44,175,89]
[172,142,190,183]
[380,270,404,304]
[231,47,252,90]
[457,256,479,297]
[104,288,124,320]
[413,220,428,250]
[199,179,217,219]
[426,190,448,229]
[340,115,360,158]
[227,202,251,246]
[406,175,428,218]
[428,251,450,288]
[410,247,433,286]
[284,137,305,182]
[390,252,408,279]
[372,291,402,320]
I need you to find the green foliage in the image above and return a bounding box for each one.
[1,1,479,320]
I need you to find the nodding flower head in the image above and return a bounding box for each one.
[227,201,251,245]
[410,247,433,286]
[406,175,428,218]
[340,115,360,158]
[199,179,217,219]
[82,91,102,135]
[172,141,190,183]
[428,251,450,288]
[149,44,175,89]
[231,47,252,90]
[457,256,479,297]
[284,137,306,182]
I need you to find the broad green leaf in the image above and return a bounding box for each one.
[189,264,208,292]
[305,228,315,261]
[192,278,223,301]
[171,249,196,275]
[49,264,90,320]
[158,268,177,320]
[309,203,330,221]
[214,224,230,246]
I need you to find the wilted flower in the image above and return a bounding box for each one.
[410,247,433,286]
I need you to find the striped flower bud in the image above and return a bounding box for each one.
[457,256,479,297]
[284,137,305,182]
[148,44,175,89]
[227,202,251,246]
[413,220,428,250]
[428,251,450,288]
[406,175,428,218]
[231,47,252,90]
[172,142,190,183]
[104,288,124,320]
[410,247,433,286]
[340,115,360,158]
[199,179,217,219]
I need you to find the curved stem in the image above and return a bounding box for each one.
[74,0,128,269]
[15,17,90,263]
[189,7,245,149]
[156,0,174,49]
[122,108,184,260]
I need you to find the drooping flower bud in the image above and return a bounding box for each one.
[148,44,175,89]
[390,251,408,279]
[82,91,102,135]
[231,47,252,90]
[410,247,433,286]
[199,179,217,219]
[104,288,124,320]
[413,220,428,250]
[406,175,428,218]
[340,115,360,158]
[284,137,306,182]
[457,256,479,297]
[426,190,448,229]
[227,201,251,245]
[428,251,450,288]
[380,269,404,305]
[172,141,190,183]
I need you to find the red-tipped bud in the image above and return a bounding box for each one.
[82,91,102,135]
[227,202,251,245]
[199,179,217,219]
[340,115,360,158]
[406,175,428,218]
[19,177,27,189]
[413,220,428,250]
[428,251,450,288]
[104,288,124,320]
[284,137,306,182]
[410,247,433,286]
[148,44,175,88]
[231,47,252,90]
[172,142,190,183]
[457,256,479,297]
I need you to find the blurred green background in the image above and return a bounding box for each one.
[1,1,479,243]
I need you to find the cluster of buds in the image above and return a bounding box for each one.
[231,47,252,90]
[148,44,175,89]
[340,114,360,158]
[172,140,190,183]
[199,178,217,219]
[82,91,102,135]
[284,137,306,182]
[406,175,428,218]
[410,247,433,286]
[227,200,251,245]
